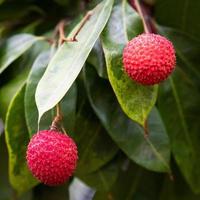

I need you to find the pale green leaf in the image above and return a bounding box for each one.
[35,0,114,122]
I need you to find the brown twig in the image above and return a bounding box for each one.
[57,10,93,45]
[58,20,69,46]
[134,0,150,33]
[69,10,93,41]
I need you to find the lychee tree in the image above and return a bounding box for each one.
[0,0,199,199]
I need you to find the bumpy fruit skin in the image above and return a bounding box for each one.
[26,130,78,186]
[123,33,176,85]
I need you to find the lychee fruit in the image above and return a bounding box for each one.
[26,130,78,186]
[123,33,176,85]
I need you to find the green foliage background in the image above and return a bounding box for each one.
[0,0,199,199]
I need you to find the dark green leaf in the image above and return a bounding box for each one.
[0,69,29,120]
[158,28,200,194]
[25,51,52,136]
[155,0,200,40]
[101,2,157,126]
[94,161,163,200]
[77,160,119,192]
[25,51,77,136]
[84,65,170,172]
[74,94,118,174]
[5,85,38,195]
[87,39,107,79]
[159,164,200,200]
[35,0,114,121]
[0,135,13,200]
[33,183,69,200]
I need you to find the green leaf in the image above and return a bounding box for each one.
[74,91,118,174]
[35,0,114,121]
[94,161,162,200]
[87,39,107,79]
[0,69,28,120]
[5,85,38,195]
[25,51,52,136]
[32,183,70,200]
[84,65,170,172]
[0,34,40,74]
[158,27,200,193]
[155,0,200,40]
[101,1,157,126]
[0,135,13,200]
[25,51,77,136]
[160,171,200,200]
[77,160,119,192]
[61,82,77,134]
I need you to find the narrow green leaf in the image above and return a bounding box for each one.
[25,51,52,136]
[101,2,158,126]
[5,85,38,195]
[158,27,200,194]
[0,34,40,74]
[74,92,118,174]
[25,51,77,136]
[77,160,119,192]
[35,0,114,122]
[84,66,170,172]
[87,39,107,79]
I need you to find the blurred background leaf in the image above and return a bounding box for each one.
[84,65,170,172]
[155,0,200,40]
[158,26,200,194]
[5,85,38,195]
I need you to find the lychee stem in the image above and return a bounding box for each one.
[134,0,150,34]
[50,103,63,131]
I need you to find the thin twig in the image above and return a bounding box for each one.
[134,0,150,33]
[57,10,93,44]
[58,20,68,46]
[69,10,93,41]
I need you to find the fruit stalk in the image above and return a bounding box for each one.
[50,103,63,131]
[134,0,150,33]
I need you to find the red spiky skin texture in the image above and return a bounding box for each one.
[123,33,176,85]
[26,130,78,186]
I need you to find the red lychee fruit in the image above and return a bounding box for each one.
[123,33,176,85]
[26,130,78,186]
